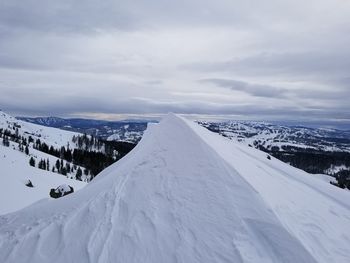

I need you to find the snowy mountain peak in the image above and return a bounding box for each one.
[0,114,349,263]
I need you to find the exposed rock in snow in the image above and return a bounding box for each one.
[49,184,74,199]
[0,114,349,263]
[24,179,34,188]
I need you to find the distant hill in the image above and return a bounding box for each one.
[198,120,350,176]
[17,116,153,143]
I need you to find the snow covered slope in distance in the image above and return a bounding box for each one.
[198,120,350,152]
[0,111,79,148]
[0,145,87,215]
[0,114,349,263]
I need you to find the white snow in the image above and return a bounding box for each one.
[325,164,349,175]
[199,120,350,153]
[107,133,121,141]
[0,114,349,263]
[312,173,337,184]
[0,111,79,148]
[0,144,86,215]
[53,184,73,195]
[0,111,92,181]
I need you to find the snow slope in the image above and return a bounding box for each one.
[0,114,349,263]
[0,144,87,215]
[1,111,95,181]
[0,111,78,148]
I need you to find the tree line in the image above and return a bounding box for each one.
[1,127,135,181]
[261,146,350,190]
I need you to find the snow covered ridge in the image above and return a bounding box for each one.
[0,114,349,263]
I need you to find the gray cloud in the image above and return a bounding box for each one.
[201,78,287,98]
[0,0,261,33]
[183,51,350,85]
[202,77,350,102]
[0,0,350,123]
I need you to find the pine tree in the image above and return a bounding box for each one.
[76,167,82,181]
[56,159,60,172]
[25,145,29,155]
[66,163,71,174]
[60,146,66,159]
[29,157,35,167]
[61,167,67,176]
[2,136,9,147]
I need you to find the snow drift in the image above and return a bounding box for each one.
[0,114,349,263]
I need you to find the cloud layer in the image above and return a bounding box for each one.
[0,0,349,122]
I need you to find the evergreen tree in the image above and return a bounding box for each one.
[38,160,43,169]
[35,139,41,149]
[60,146,66,159]
[61,167,67,176]
[2,136,10,147]
[55,159,60,173]
[43,159,46,170]
[65,149,72,162]
[66,163,71,174]
[29,157,35,167]
[76,167,82,181]
[25,145,29,155]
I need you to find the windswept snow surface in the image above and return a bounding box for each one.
[0,114,349,263]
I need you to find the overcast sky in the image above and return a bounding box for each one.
[0,0,349,123]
